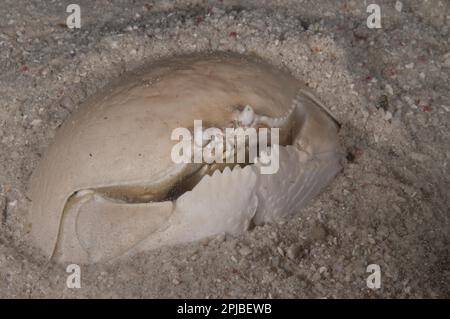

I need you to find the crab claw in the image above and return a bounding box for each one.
[253,145,340,225]
[53,191,174,263]
[131,165,258,253]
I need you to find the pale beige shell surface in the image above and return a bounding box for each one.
[29,53,308,260]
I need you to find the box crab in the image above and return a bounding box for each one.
[29,53,342,263]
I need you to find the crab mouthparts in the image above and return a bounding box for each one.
[84,127,292,204]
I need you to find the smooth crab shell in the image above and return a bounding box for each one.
[29,53,341,263]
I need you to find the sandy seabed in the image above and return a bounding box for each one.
[0,0,449,298]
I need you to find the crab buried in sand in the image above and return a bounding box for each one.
[29,53,342,263]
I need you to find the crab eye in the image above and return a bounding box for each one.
[238,105,255,126]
